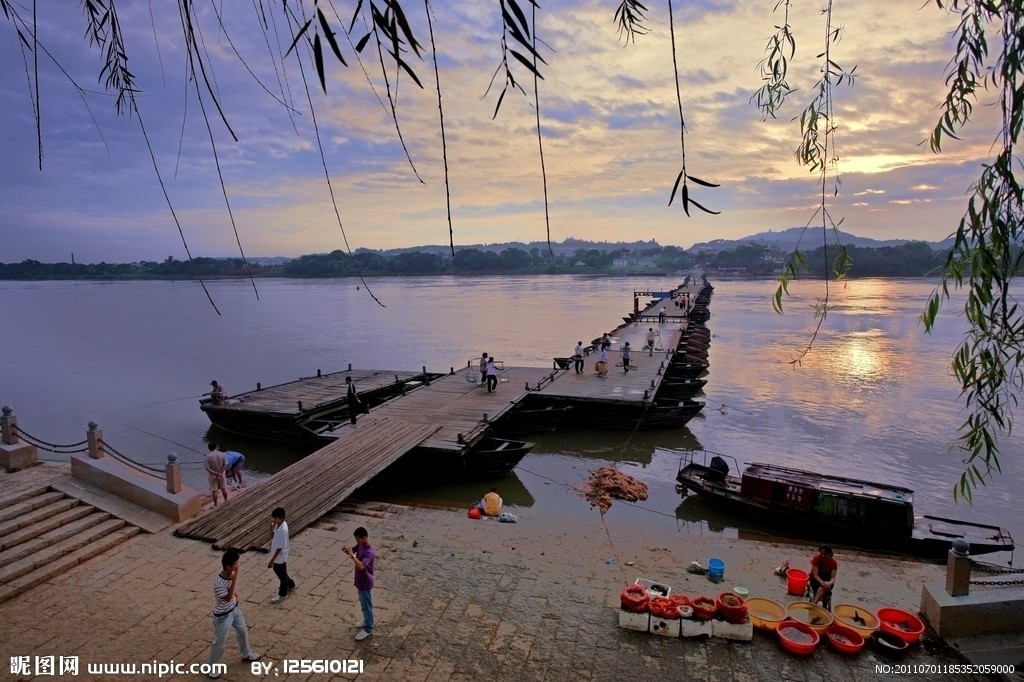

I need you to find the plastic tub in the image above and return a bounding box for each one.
[708,557,726,580]
[870,631,910,656]
[832,603,880,639]
[787,601,834,633]
[825,624,865,655]
[746,597,787,631]
[777,620,820,655]
[786,568,809,595]
[877,607,925,645]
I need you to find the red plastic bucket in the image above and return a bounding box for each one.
[787,568,809,596]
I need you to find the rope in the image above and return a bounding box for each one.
[12,426,89,453]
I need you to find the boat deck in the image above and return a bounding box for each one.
[208,369,428,416]
[325,365,561,452]
[534,320,688,404]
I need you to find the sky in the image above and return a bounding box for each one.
[0,0,1005,263]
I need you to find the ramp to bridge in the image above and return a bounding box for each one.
[175,417,440,551]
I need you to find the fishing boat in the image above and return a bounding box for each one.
[674,450,1014,561]
[656,377,708,400]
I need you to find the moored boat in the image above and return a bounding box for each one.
[674,450,1014,561]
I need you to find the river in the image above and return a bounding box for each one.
[2,275,1019,561]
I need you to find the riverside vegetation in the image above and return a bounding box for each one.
[0,240,978,281]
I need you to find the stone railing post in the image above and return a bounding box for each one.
[946,538,971,597]
[87,421,104,459]
[166,452,183,494]
[1,406,18,444]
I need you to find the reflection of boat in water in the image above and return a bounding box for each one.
[674,449,1015,561]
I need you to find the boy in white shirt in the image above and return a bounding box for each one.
[268,507,296,603]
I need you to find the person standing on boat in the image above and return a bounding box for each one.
[809,544,838,609]
[205,442,229,507]
[646,328,657,357]
[621,342,632,373]
[485,356,498,392]
[345,376,361,425]
[574,341,585,374]
[479,352,489,385]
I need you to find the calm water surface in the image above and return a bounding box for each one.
[2,276,1019,560]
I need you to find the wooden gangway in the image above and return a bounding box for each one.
[323,364,561,451]
[175,417,440,551]
[536,322,687,404]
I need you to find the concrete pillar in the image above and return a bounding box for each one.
[1,406,17,444]
[87,421,104,459]
[946,538,972,597]
[0,406,38,471]
[166,452,182,494]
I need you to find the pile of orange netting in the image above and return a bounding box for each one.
[582,467,649,513]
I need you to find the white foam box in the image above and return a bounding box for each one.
[680,618,714,638]
[712,616,753,641]
[649,616,681,637]
[618,608,650,632]
[634,578,671,599]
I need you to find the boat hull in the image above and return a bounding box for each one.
[674,455,1013,561]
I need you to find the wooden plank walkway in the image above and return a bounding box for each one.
[210,369,429,417]
[174,418,440,551]
[537,321,687,404]
[326,365,562,451]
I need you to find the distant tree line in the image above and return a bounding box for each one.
[1,241,1006,281]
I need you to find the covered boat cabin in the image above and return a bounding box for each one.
[739,463,915,536]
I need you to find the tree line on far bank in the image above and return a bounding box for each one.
[3,240,1010,281]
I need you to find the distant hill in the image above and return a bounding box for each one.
[375,237,663,257]
[688,227,953,254]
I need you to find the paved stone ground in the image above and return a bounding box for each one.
[3,471,1021,682]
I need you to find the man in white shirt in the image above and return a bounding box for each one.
[268,507,295,603]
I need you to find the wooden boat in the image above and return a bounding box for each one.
[200,369,443,442]
[494,404,573,434]
[463,437,534,475]
[554,397,704,430]
[674,450,1015,561]
[664,361,709,379]
[657,377,708,400]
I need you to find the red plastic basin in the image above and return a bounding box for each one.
[777,620,820,655]
[825,623,865,655]
[876,607,925,645]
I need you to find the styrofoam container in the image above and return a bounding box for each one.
[618,608,650,632]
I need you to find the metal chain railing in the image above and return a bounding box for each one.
[12,425,89,454]
[969,560,1024,586]
[100,440,163,478]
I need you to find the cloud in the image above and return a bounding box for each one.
[0,0,1006,261]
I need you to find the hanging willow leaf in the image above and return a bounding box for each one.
[284,18,313,59]
[317,7,347,66]
[682,183,690,215]
[510,50,543,77]
[686,174,720,188]
[687,197,721,215]
[313,33,326,91]
[668,169,684,206]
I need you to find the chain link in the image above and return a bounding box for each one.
[970,578,1024,586]
[13,426,89,453]
[100,440,163,477]
[970,563,1024,575]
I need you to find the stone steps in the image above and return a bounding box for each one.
[0,488,142,604]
